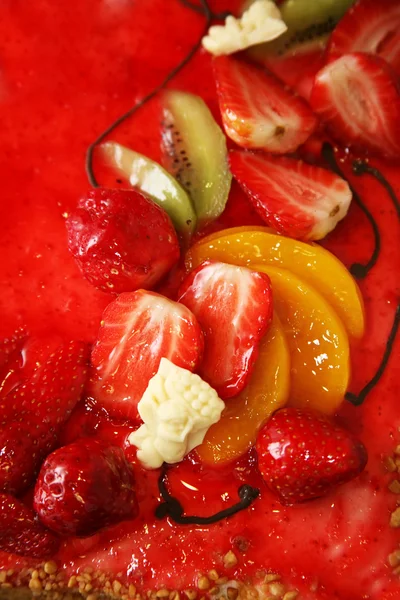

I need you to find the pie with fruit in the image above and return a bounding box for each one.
[0,1,399,599]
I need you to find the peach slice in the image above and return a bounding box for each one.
[196,313,290,466]
[253,264,350,415]
[186,228,364,339]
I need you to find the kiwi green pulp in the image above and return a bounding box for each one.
[99,141,197,243]
[161,90,232,228]
[249,0,356,57]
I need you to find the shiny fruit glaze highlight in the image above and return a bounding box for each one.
[0,1,399,600]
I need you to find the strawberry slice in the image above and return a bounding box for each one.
[0,339,89,495]
[66,188,180,295]
[229,150,352,240]
[89,290,204,422]
[310,52,400,158]
[212,55,317,154]
[0,493,60,558]
[327,0,400,76]
[178,261,273,399]
[256,408,368,505]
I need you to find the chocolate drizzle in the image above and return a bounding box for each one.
[85,0,216,188]
[352,159,400,219]
[322,143,381,279]
[346,304,400,406]
[179,0,232,20]
[155,467,260,525]
[322,144,400,406]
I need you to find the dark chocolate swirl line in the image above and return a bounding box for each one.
[346,304,400,406]
[352,160,400,220]
[155,467,259,525]
[85,0,215,188]
[322,143,381,280]
[179,0,232,20]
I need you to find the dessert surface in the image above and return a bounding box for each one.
[0,1,399,600]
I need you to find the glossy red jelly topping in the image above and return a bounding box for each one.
[0,1,399,599]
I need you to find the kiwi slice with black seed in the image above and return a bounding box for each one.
[161,90,232,228]
[248,0,356,57]
[99,141,197,243]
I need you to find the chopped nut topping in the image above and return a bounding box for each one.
[389,480,400,494]
[209,570,219,581]
[157,590,171,598]
[44,561,58,575]
[268,582,286,597]
[227,587,239,600]
[384,456,397,472]
[264,574,281,584]
[197,576,210,591]
[185,589,198,600]
[223,551,238,568]
[283,592,298,600]
[389,550,400,567]
[390,507,400,527]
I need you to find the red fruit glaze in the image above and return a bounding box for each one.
[256,408,368,504]
[327,0,400,75]
[0,1,399,599]
[66,188,180,295]
[178,261,273,399]
[229,150,352,241]
[34,439,138,536]
[310,52,400,158]
[0,340,89,495]
[213,55,317,154]
[0,494,59,559]
[89,290,204,422]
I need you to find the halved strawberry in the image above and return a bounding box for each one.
[310,52,400,158]
[212,55,317,154]
[0,340,89,495]
[229,150,351,241]
[89,290,204,422]
[66,188,180,295]
[327,0,400,76]
[0,493,60,558]
[178,261,273,399]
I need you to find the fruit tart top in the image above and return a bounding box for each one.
[0,0,399,599]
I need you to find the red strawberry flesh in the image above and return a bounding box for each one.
[256,407,368,505]
[89,289,204,422]
[0,493,60,558]
[327,0,400,76]
[66,188,180,295]
[34,438,138,536]
[178,261,273,399]
[310,52,400,158]
[213,55,317,154]
[229,150,352,240]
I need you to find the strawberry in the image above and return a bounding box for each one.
[89,290,204,421]
[0,494,60,558]
[327,0,400,76]
[213,55,317,154]
[66,188,180,295]
[256,408,368,505]
[0,340,89,495]
[34,439,138,536]
[229,150,352,241]
[310,52,400,158]
[178,261,273,399]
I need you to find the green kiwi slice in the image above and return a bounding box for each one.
[99,141,197,243]
[248,0,356,57]
[161,90,232,228]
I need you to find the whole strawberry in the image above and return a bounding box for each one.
[34,438,138,536]
[0,494,59,558]
[66,188,180,294]
[256,408,367,505]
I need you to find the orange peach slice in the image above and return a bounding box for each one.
[197,313,290,466]
[253,265,350,415]
[186,228,364,339]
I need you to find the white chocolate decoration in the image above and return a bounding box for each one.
[202,0,287,57]
[128,358,225,469]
